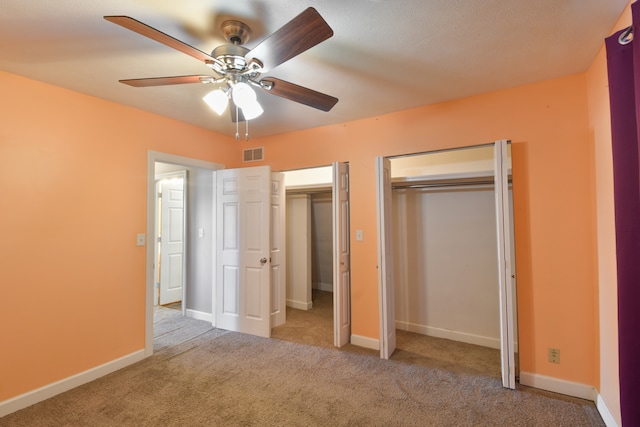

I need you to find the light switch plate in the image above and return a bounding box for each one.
[136,234,145,246]
[356,230,363,241]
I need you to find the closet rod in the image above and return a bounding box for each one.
[286,188,332,195]
[392,178,512,190]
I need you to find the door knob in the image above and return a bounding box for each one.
[260,257,268,265]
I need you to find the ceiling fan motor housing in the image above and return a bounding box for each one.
[210,44,256,78]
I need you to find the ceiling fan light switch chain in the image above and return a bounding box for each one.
[235,121,240,142]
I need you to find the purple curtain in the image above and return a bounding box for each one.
[605,2,640,425]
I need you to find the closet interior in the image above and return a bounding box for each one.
[390,145,517,352]
[284,166,334,312]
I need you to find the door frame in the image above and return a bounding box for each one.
[145,150,224,356]
[375,141,517,387]
[281,163,351,347]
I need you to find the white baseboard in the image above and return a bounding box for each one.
[286,299,313,310]
[519,371,597,401]
[186,309,213,323]
[518,375,618,426]
[596,393,619,427]
[351,334,379,350]
[396,321,501,349]
[315,282,333,293]
[0,350,146,418]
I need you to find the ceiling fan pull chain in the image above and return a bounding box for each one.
[235,104,240,141]
[245,119,250,140]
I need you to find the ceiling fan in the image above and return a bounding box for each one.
[104,7,338,139]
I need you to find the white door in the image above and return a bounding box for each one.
[376,157,396,359]
[270,172,286,327]
[215,166,271,338]
[159,175,185,305]
[494,139,516,389]
[333,162,351,347]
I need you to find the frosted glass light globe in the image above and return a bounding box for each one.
[232,82,256,109]
[203,89,228,115]
[241,101,264,120]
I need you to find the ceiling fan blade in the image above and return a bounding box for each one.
[230,105,246,123]
[104,16,213,62]
[120,75,212,87]
[260,78,338,112]
[246,8,333,72]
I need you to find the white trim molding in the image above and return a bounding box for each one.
[396,321,501,350]
[519,371,597,401]
[596,394,619,427]
[351,334,379,350]
[186,309,213,323]
[286,299,313,311]
[0,350,146,418]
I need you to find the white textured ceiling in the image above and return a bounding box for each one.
[0,0,628,138]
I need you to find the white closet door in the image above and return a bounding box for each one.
[376,157,396,359]
[270,172,286,327]
[333,162,351,347]
[494,139,516,389]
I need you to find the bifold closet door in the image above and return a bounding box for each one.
[376,157,396,359]
[333,162,351,347]
[494,139,516,390]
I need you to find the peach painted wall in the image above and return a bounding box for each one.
[239,73,598,386]
[585,2,632,424]
[0,70,236,401]
[1,30,615,404]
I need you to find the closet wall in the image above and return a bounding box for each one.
[286,194,312,309]
[285,192,334,309]
[310,192,333,292]
[393,185,507,348]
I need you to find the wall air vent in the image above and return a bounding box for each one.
[243,147,264,162]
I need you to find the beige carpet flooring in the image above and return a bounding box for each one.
[0,291,605,426]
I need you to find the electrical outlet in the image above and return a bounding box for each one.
[548,347,560,364]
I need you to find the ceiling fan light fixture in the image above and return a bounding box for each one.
[203,89,229,115]
[241,100,264,120]
[232,82,257,109]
